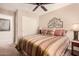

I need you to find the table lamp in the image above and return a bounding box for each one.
[71,23,79,40]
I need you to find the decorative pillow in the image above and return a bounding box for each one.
[47,30,54,35]
[39,28,67,36]
[54,29,65,36]
[41,29,48,35]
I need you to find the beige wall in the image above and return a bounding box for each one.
[0,8,15,45]
[0,7,15,16]
[39,4,79,29]
[39,4,79,40]
[0,13,14,46]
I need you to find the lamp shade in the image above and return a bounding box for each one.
[71,23,79,31]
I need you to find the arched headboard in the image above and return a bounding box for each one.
[48,17,63,28]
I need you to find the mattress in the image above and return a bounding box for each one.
[16,34,70,56]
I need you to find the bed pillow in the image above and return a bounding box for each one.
[54,29,65,36]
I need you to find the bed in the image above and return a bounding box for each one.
[16,17,70,56]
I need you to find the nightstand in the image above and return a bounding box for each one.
[71,40,79,56]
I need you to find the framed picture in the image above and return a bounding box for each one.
[0,18,10,31]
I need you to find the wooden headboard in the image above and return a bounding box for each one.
[48,17,63,28]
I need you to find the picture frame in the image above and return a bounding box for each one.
[0,18,10,31]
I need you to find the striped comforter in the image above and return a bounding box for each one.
[16,34,70,56]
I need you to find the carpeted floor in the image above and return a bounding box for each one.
[0,44,20,56]
[64,49,72,56]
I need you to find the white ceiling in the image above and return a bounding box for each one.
[0,3,71,16]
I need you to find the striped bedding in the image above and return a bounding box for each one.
[16,34,70,56]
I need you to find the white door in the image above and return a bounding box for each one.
[22,16,38,36]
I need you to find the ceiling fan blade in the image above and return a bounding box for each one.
[33,5,39,11]
[28,3,38,5]
[28,3,53,5]
[41,3,53,5]
[41,5,47,11]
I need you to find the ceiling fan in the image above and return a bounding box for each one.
[29,3,52,12]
